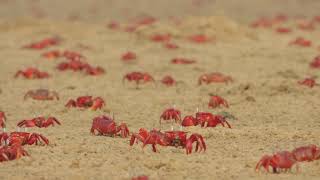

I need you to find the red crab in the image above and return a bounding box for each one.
[160,107,181,125]
[23,37,60,49]
[123,72,155,87]
[289,37,312,47]
[63,50,84,60]
[132,175,149,180]
[66,96,105,110]
[0,111,6,129]
[121,51,137,61]
[181,115,197,127]
[298,78,318,88]
[17,116,61,128]
[310,56,320,68]
[130,128,206,154]
[161,76,176,86]
[171,58,196,64]
[275,27,292,34]
[208,95,229,108]
[14,68,49,79]
[198,72,233,85]
[291,144,320,162]
[0,132,49,146]
[256,151,297,173]
[90,115,129,138]
[0,144,28,162]
[41,50,61,59]
[57,59,90,71]
[24,89,59,100]
[150,34,171,42]
[250,17,273,28]
[196,112,232,128]
[84,66,105,76]
[164,42,179,49]
[188,34,211,43]
[297,20,315,31]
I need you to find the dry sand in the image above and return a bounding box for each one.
[0,1,319,180]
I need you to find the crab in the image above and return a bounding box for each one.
[171,58,196,64]
[208,95,229,108]
[291,144,320,162]
[164,42,179,49]
[0,132,49,146]
[161,76,176,86]
[121,51,137,61]
[130,128,206,154]
[85,66,105,76]
[0,111,6,130]
[41,50,61,59]
[14,68,49,79]
[298,78,318,88]
[198,72,233,85]
[188,34,211,43]
[297,20,315,31]
[310,56,320,68]
[57,59,90,71]
[0,144,29,162]
[289,37,312,47]
[23,37,60,49]
[24,89,59,100]
[275,27,292,34]
[66,96,105,110]
[256,151,297,173]
[17,116,61,128]
[131,175,149,180]
[181,115,197,127]
[63,50,84,60]
[90,115,129,138]
[160,107,181,126]
[150,34,171,42]
[196,112,232,128]
[123,72,155,88]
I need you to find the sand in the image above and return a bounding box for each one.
[0,1,320,180]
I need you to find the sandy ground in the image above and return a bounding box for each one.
[0,1,320,180]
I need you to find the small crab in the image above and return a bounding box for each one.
[41,50,61,59]
[289,37,312,47]
[90,115,129,138]
[63,50,84,60]
[275,27,292,34]
[121,51,137,62]
[208,95,229,108]
[123,72,155,88]
[57,59,90,72]
[310,56,320,68]
[150,34,171,42]
[66,96,105,110]
[24,89,59,100]
[171,58,196,64]
[188,34,211,43]
[17,116,61,128]
[161,76,176,86]
[164,42,179,49]
[85,66,105,76]
[160,107,181,126]
[15,68,49,79]
[0,144,28,162]
[256,151,297,173]
[298,77,318,88]
[196,112,232,128]
[198,72,233,85]
[23,37,60,50]
[291,144,320,162]
[0,132,49,146]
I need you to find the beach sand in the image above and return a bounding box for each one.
[0,1,319,180]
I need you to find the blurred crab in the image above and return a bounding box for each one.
[15,68,49,79]
[160,107,181,126]
[298,77,318,88]
[0,144,28,162]
[256,151,297,173]
[161,75,176,86]
[171,58,196,64]
[66,96,105,110]
[208,95,229,108]
[24,89,59,100]
[0,132,49,146]
[23,37,60,49]
[198,72,233,85]
[289,37,312,47]
[17,116,61,128]
[123,72,154,88]
[0,111,6,130]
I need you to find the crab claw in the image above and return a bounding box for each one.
[185,133,206,154]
